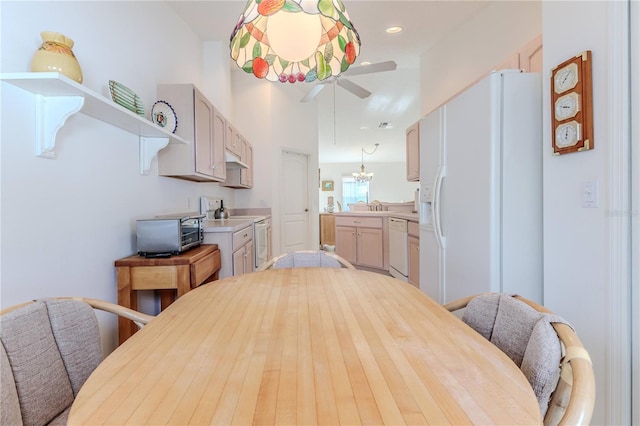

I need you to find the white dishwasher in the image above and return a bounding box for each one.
[389,217,409,282]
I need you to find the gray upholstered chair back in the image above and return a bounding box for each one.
[444,293,595,426]
[1,299,102,426]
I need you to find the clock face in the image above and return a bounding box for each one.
[555,92,580,121]
[555,121,581,148]
[554,63,578,94]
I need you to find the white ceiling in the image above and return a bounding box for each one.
[167,0,490,163]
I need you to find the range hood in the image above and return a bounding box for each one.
[225,151,248,169]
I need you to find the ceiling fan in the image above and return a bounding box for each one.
[300,60,397,103]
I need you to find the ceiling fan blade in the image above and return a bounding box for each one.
[300,83,327,103]
[343,60,397,77]
[336,78,371,99]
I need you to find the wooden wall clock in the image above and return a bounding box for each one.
[550,50,594,155]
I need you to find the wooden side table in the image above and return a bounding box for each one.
[115,244,221,344]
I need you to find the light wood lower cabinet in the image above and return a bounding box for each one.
[233,240,254,276]
[335,215,385,270]
[203,225,254,278]
[319,214,335,247]
[408,221,420,287]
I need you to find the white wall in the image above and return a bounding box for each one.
[230,71,319,256]
[542,2,626,424]
[319,162,418,211]
[0,1,314,353]
[418,1,634,423]
[420,1,541,114]
[0,1,237,352]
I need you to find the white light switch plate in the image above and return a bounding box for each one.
[582,180,599,208]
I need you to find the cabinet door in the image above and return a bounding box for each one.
[406,121,420,181]
[232,247,245,276]
[194,89,214,177]
[408,236,420,287]
[335,226,357,264]
[244,241,255,273]
[211,108,227,181]
[357,227,384,269]
[519,35,542,73]
[226,121,241,156]
[240,138,252,187]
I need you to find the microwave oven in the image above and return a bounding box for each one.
[136,214,204,257]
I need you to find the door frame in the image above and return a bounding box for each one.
[630,1,639,424]
[607,1,636,424]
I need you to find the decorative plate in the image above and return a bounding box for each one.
[151,100,178,133]
[108,80,144,117]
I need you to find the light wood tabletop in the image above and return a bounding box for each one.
[69,268,541,425]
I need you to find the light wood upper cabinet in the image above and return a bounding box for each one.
[157,84,226,182]
[225,121,242,157]
[222,136,253,189]
[406,121,420,182]
[211,108,227,180]
[240,138,252,187]
[494,35,542,73]
[518,35,542,73]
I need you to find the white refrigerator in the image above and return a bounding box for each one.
[419,70,542,304]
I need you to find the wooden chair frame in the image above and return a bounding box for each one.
[1,297,154,329]
[257,250,356,271]
[444,294,595,426]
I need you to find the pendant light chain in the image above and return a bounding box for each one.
[333,82,337,145]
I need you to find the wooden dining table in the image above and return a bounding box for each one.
[69,268,541,425]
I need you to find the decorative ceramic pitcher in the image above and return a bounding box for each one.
[31,31,83,83]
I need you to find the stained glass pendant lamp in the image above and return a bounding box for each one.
[230,0,361,83]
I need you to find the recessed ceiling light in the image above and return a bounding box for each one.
[385,26,403,34]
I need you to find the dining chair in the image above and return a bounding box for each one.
[0,297,153,426]
[444,293,595,426]
[257,250,355,271]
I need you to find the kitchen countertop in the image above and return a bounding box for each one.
[203,218,255,233]
[334,210,419,222]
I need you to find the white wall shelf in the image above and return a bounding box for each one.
[0,72,187,175]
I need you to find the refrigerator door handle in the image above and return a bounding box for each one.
[433,165,446,249]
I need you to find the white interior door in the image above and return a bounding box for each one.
[281,150,310,252]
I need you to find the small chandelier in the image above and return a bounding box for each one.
[353,143,379,182]
[230,0,361,84]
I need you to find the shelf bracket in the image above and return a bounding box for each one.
[34,94,85,158]
[139,136,170,175]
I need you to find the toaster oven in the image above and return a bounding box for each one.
[136,214,204,257]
